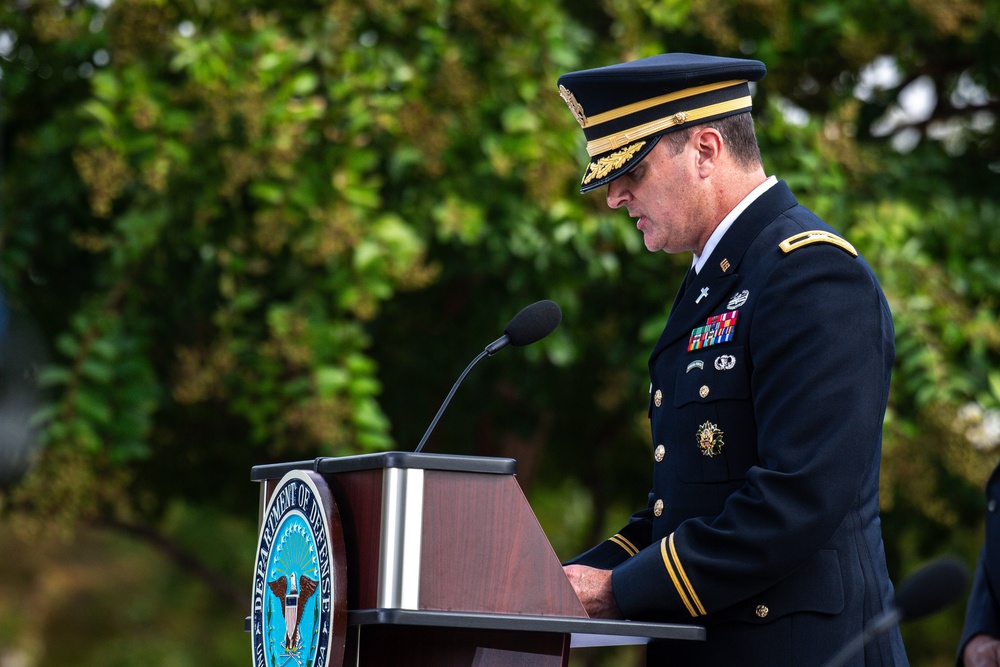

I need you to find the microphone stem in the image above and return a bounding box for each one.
[414,349,489,453]
[820,608,900,667]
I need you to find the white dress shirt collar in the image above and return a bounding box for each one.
[692,175,777,274]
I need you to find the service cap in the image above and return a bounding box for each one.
[557,53,766,193]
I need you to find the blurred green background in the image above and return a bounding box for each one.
[2,0,1000,665]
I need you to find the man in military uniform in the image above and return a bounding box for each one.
[557,53,909,665]
[958,462,1000,666]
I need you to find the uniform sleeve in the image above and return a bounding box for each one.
[957,547,1000,665]
[611,243,893,619]
[564,507,655,569]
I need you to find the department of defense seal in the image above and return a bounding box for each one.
[251,470,346,667]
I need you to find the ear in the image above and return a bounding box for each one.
[692,127,723,177]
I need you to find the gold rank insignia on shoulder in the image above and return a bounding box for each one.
[696,421,725,457]
[779,230,858,257]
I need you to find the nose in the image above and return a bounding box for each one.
[606,178,631,209]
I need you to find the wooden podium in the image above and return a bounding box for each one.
[249,452,704,666]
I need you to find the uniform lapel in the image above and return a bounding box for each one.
[649,182,799,362]
[654,270,740,359]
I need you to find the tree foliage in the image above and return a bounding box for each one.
[2,0,1000,664]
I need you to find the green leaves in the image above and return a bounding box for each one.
[4,1,1000,662]
[40,312,158,464]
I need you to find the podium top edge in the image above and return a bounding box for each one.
[250,451,517,481]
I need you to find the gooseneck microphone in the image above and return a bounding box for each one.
[413,300,562,454]
[821,556,969,667]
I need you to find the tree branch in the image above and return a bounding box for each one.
[92,517,250,612]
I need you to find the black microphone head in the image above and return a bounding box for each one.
[893,556,969,622]
[504,300,562,347]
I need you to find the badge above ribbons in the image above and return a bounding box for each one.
[251,470,348,667]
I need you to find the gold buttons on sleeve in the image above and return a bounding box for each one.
[654,445,665,462]
[755,605,769,618]
[699,385,710,398]
[653,499,664,517]
[654,389,662,407]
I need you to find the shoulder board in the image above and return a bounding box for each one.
[779,230,857,257]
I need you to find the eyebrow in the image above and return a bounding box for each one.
[625,162,646,183]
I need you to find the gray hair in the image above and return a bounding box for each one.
[660,112,762,170]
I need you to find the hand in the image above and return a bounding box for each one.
[563,564,624,619]
[965,634,1000,667]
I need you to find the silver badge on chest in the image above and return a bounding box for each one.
[714,355,736,371]
[727,290,749,310]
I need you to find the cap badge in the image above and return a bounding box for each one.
[558,85,588,127]
[583,141,646,186]
[696,421,725,457]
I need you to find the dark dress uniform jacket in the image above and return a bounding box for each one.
[567,181,909,666]
[957,463,1000,665]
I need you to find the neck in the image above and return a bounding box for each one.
[717,164,768,213]
[695,164,768,255]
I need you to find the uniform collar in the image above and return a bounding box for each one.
[691,175,778,275]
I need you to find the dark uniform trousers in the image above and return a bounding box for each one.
[567,181,909,666]
[957,463,1000,665]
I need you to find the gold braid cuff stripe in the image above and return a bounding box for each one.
[609,533,640,557]
[586,96,752,157]
[669,533,706,615]
[660,533,707,618]
[660,537,698,617]
[582,141,646,185]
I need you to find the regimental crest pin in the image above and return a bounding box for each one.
[696,421,725,457]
